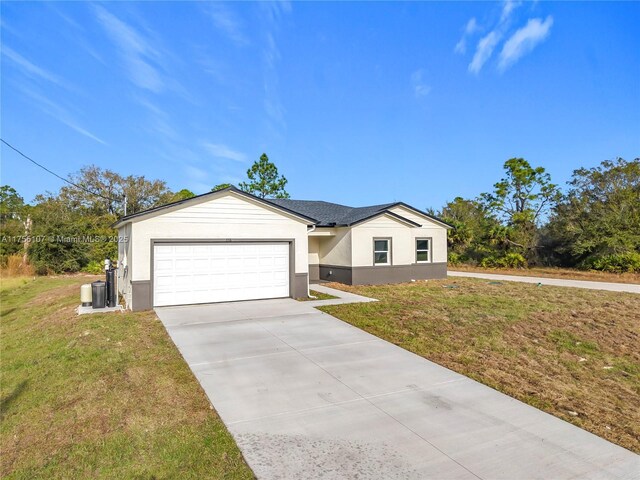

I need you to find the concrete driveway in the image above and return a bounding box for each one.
[156,295,639,479]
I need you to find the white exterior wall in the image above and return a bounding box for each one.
[127,193,309,283]
[117,222,133,306]
[351,211,448,267]
[318,228,352,266]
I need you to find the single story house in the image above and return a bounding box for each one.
[113,186,451,310]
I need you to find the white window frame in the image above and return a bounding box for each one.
[416,238,431,263]
[373,238,391,266]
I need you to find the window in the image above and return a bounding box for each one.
[373,239,390,265]
[416,238,431,263]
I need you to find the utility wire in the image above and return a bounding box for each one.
[1,138,123,203]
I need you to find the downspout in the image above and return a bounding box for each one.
[306,225,316,297]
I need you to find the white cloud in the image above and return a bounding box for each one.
[2,46,72,90]
[410,69,431,97]
[93,6,165,93]
[469,31,501,74]
[17,86,106,145]
[454,18,479,54]
[501,0,522,23]
[202,142,247,162]
[458,0,531,74]
[499,16,554,71]
[206,3,248,46]
[259,2,292,136]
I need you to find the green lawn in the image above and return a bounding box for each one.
[320,279,640,453]
[0,276,253,479]
[296,289,338,301]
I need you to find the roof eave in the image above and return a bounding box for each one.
[112,186,319,228]
[347,210,422,228]
[389,202,454,229]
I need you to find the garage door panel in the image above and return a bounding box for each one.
[154,242,290,307]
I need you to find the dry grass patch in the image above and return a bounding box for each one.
[320,279,640,453]
[451,264,640,284]
[0,276,253,479]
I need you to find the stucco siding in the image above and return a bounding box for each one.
[129,193,309,283]
[351,214,447,267]
[388,206,447,229]
[308,236,320,265]
[318,228,351,267]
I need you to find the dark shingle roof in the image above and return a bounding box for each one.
[267,199,409,227]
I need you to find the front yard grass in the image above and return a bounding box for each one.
[0,276,253,479]
[320,278,640,453]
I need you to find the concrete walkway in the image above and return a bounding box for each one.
[155,289,639,479]
[449,271,640,294]
[305,283,379,307]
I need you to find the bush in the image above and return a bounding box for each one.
[580,252,640,273]
[479,253,527,269]
[448,252,462,266]
[499,252,528,268]
[83,260,104,274]
[0,254,35,276]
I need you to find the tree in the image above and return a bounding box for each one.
[546,158,640,265]
[0,185,25,222]
[211,183,233,192]
[170,189,196,202]
[52,165,173,216]
[28,197,92,273]
[238,154,290,198]
[438,197,497,252]
[28,166,173,273]
[480,158,561,259]
[0,186,28,264]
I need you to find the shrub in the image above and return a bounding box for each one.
[83,260,104,275]
[448,252,462,266]
[580,252,640,273]
[479,253,527,269]
[1,254,35,277]
[479,255,499,268]
[498,252,528,268]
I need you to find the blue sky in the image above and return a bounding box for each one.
[2,1,639,210]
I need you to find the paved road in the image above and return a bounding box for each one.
[449,271,640,294]
[156,292,639,479]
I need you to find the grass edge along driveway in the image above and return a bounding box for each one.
[0,276,254,479]
[320,278,640,454]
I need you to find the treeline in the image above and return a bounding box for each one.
[0,153,290,274]
[1,156,638,274]
[432,157,640,273]
[0,166,195,274]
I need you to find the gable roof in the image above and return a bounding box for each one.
[112,186,318,228]
[268,199,451,228]
[112,186,452,229]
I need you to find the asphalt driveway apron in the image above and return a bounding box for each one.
[155,296,639,479]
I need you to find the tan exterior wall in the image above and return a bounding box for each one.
[318,228,352,266]
[127,193,309,284]
[351,213,447,267]
[308,236,320,265]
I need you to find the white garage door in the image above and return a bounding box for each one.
[153,242,290,307]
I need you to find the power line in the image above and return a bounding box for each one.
[1,138,123,203]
